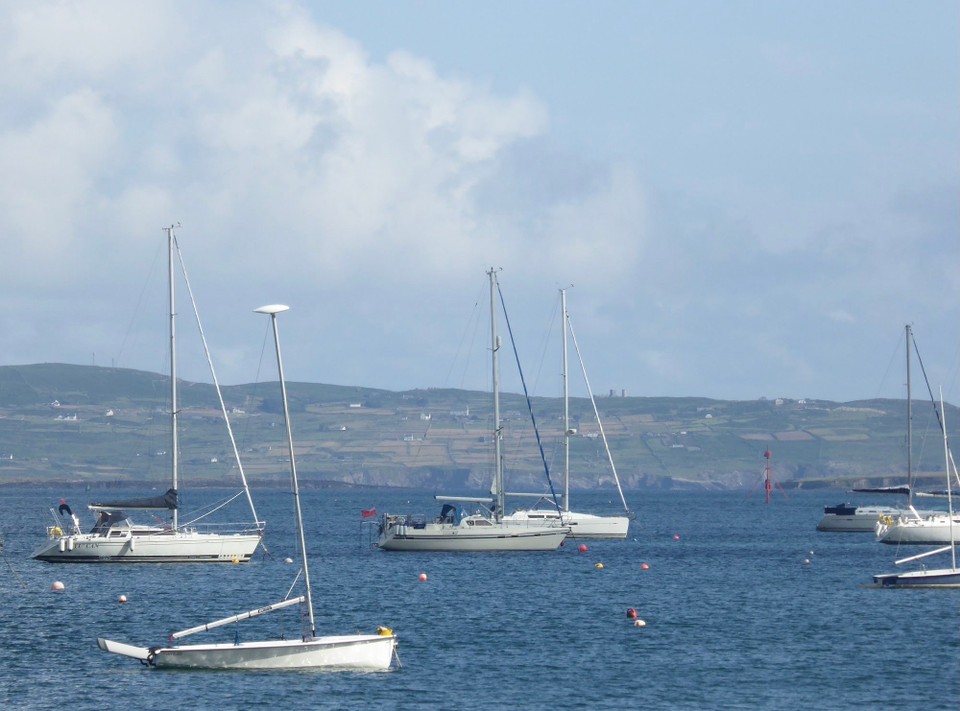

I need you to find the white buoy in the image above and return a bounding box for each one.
[51,581,65,591]
[118,594,127,604]
[283,557,293,564]
[633,619,646,627]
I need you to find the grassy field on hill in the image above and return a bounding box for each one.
[0,363,954,491]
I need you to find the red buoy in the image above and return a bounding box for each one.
[626,607,637,619]
[578,544,588,553]
[640,563,650,570]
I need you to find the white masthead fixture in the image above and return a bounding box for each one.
[254,304,290,315]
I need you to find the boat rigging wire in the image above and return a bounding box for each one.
[496,280,563,517]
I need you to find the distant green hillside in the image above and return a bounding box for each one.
[0,363,955,491]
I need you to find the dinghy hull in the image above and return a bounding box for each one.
[99,634,396,670]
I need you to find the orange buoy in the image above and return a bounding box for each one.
[626,607,637,619]
[578,544,588,553]
[640,563,650,570]
[418,572,427,582]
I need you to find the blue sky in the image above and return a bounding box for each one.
[1,1,958,403]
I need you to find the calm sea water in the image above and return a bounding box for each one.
[1,486,957,710]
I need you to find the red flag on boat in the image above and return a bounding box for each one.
[361,507,377,518]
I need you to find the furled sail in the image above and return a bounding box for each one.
[88,488,178,511]
[851,485,910,495]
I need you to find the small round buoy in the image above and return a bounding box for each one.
[283,557,293,564]
[803,558,811,566]
[595,562,604,569]
[626,607,637,619]
[118,594,127,604]
[634,618,647,628]
[640,563,650,570]
[809,550,814,556]
[418,572,427,582]
[231,558,240,564]
[51,581,65,591]
[672,534,680,541]
[578,544,588,553]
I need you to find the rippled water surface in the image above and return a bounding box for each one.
[1,487,957,710]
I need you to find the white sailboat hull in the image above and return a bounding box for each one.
[816,505,912,532]
[872,568,960,588]
[98,634,396,670]
[501,509,629,539]
[32,530,261,563]
[875,514,960,545]
[377,518,568,551]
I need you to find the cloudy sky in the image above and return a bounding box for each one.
[1,1,958,404]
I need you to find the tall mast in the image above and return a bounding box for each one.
[167,225,179,531]
[256,305,314,637]
[489,268,504,521]
[941,390,956,570]
[906,324,913,508]
[561,288,570,512]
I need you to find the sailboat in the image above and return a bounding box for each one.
[377,269,569,552]
[501,287,632,539]
[32,226,263,563]
[97,304,398,669]
[817,325,938,533]
[873,390,960,587]
[874,325,958,544]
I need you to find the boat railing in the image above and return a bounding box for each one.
[158,521,265,538]
[45,507,81,538]
[381,513,427,529]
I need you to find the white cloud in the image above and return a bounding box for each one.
[1,89,118,270]
[2,0,170,85]
[0,1,956,404]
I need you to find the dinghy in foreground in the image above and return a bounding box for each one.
[98,304,397,670]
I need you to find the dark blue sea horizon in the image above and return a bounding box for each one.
[1,486,957,710]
